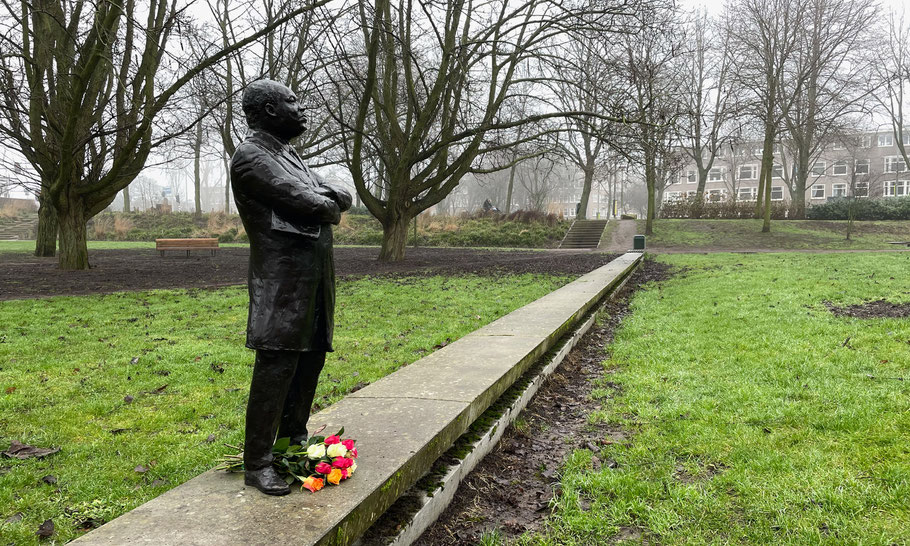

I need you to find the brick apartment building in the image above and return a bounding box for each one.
[665,131,910,205]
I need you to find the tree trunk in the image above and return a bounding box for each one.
[123,185,131,212]
[577,162,595,220]
[34,196,57,257]
[762,162,772,233]
[194,121,203,216]
[505,157,518,214]
[645,154,655,236]
[378,212,411,261]
[57,198,90,270]
[223,154,232,214]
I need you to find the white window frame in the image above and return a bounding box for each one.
[771,186,784,201]
[832,183,847,197]
[855,181,869,197]
[860,135,872,148]
[771,165,783,179]
[884,156,907,173]
[904,133,910,146]
[884,179,910,197]
[708,167,724,182]
[811,161,826,176]
[832,141,845,150]
[855,159,870,175]
[738,164,757,180]
[879,134,894,147]
[832,160,848,176]
[707,188,726,202]
[738,187,758,200]
[811,185,825,199]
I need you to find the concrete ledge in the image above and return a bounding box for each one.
[71,252,642,546]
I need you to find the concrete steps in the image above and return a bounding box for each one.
[70,253,643,546]
[559,219,608,249]
[0,213,38,240]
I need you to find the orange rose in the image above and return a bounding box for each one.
[302,476,324,493]
[327,468,343,485]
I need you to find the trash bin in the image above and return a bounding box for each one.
[633,235,645,251]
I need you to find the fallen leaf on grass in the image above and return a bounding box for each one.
[4,387,15,394]
[205,434,216,444]
[36,519,54,538]
[41,475,57,485]
[145,384,167,395]
[150,478,167,487]
[109,428,129,435]
[134,465,148,474]
[2,441,60,460]
[4,512,23,523]
[130,357,139,365]
[123,395,134,404]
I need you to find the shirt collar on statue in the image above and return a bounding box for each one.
[250,130,292,156]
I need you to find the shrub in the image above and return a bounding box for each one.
[806,196,910,220]
[661,197,789,219]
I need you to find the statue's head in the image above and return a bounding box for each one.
[241,79,307,141]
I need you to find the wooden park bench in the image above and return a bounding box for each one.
[887,241,910,247]
[155,238,219,257]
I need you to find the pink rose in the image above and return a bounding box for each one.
[332,457,353,469]
[350,448,358,459]
[324,435,341,445]
[342,439,355,450]
[314,462,332,475]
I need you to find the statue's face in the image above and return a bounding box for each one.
[264,85,307,140]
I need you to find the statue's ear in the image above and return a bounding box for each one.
[264,102,277,117]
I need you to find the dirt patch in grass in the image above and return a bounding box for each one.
[413,260,671,546]
[825,299,910,319]
[0,247,619,301]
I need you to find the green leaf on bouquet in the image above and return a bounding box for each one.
[335,427,344,437]
[273,437,291,452]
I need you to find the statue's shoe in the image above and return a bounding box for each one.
[290,434,308,447]
[245,466,291,496]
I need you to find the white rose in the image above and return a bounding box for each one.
[306,444,326,459]
[326,443,347,458]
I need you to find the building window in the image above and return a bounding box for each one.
[884,156,907,173]
[832,140,845,150]
[832,183,847,197]
[855,181,869,197]
[904,133,910,145]
[855,159,870,175]
[771,186,784,201]
[665,191,682,201]
[879,134,894,147]
[707,189,725,202]
[686,170,696,183]
[832,161,848,176]
[811,185,825,199]
[811,161,826,176]
[861,135,872,148]
[738,165,757,180]
[708,168,724,181]
[884,180,909,197]
[738,187,758,200]
[772,164,783,178]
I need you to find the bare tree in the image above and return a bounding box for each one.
[725,0,807,231]
[777,0,878,219]
[330,0,648,261]
[677,10,737,215]
[876,12,910,169]
[0,0,331,268]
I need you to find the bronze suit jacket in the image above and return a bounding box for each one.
[230,131,352,352]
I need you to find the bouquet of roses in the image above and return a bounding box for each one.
[218,427,358,493]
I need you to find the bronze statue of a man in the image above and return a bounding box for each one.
[231,79,352,496]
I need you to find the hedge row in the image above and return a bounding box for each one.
[660,198,791,219]
[806,196,910,220]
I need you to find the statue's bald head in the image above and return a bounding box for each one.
[242,79,289,131]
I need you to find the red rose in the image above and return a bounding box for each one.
[314,462,332,475]
[332,457,353,469]
[350,448,358,459]
[342,439,355,450]
[324,435,341,445]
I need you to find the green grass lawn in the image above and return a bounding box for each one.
[0,273,570,544]
[529,252,910,544]
[639,219,910,250]
[0,241,254,254]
